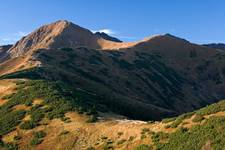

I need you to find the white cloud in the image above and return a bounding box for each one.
[0,31,29,45]
[91,28,139,42]
[91,29,116,36]
[98,29,116,35]
[14,31,28,37]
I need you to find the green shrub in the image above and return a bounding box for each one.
[103,143,113,150]
[33,131,46,139]
[151,132,169,144]
[128,136,135,142]
[192,114,204,122]
[3,143,18,150]
[161,117,176,123]
[147,121,154,124]
[169,112,194,128]
[141,135,147,139]
[0,110,26,135]
[117,132,123,137]
[60,117,71,123]
[0,139,4,147]
[196,100,225,115]
[101,136,108,140]
[164,125,171,129]
[134,144,152,150]
[160,117,225,150]
[13,135,22,141]
[86,115,97,123]
[30,137,43,145]
[59,130,69,136]
[117,139,126,145]
[19,121,35,130]
[30,130,46,146]
[86,146,95,150]
[0,79,101,135]
[141,128,150,134]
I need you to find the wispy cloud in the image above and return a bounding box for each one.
[0,31,29,45]
[91,28,116,36]
[14,31,28,37]
[91,28,139,41]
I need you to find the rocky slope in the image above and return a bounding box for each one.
[0,44,12,63]
[94,32,122,42]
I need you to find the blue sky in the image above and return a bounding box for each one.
[0,0,225,45]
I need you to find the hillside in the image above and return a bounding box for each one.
[0,79,225,150]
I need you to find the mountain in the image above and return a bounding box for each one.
[0,44,12,51]
[1,20,225,121]
[94,32,122,42]
[0,20,225,149]
[203,43,225,51]
[0,44,12,63]
[6,20,126,60]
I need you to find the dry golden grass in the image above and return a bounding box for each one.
[13,104,31,111]
[32,99,43,106]
[0,79,17,96]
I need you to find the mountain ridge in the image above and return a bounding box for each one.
[1,20,225,121]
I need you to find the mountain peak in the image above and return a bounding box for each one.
[8,20,101,58]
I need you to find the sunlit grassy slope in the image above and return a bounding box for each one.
[0,79,225,150]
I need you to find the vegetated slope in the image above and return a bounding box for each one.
[203,43,225,51]
[1,21,225,121]
[0,79,225,150]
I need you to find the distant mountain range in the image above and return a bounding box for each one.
[203,43,225,51]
